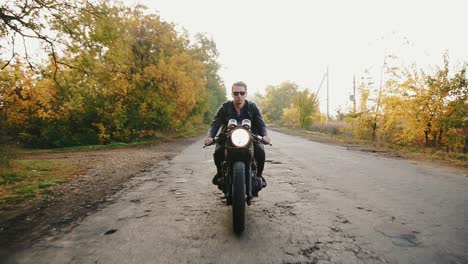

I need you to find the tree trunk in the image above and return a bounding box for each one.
[424,130,429,147]
[464,136,468,153]
[425,122,432,147]
[436,128,443,148]
[372,122,377,141]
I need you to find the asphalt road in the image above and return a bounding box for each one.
[7,130,468,264]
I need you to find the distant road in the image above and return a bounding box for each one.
[9,130,468,263]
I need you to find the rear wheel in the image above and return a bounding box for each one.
[232,161,245,234]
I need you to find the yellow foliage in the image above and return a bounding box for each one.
[282,106,300,128]
[92,123,111,144]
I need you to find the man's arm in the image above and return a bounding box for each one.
[252,103,268,137]
[252,103,271,143]
[209,104,225,138]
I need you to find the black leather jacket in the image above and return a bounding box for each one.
[209,100,268,138]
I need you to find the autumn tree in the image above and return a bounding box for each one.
[1,2,226,147]
[345,55,467,153]
[382,57,467,150]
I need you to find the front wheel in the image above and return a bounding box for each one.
[232,161,245,234]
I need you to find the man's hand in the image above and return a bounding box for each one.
[262,135,271,144]
[204,137,214,145]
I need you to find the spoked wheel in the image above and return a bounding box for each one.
[232,161,245,234]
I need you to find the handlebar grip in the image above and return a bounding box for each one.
[253,134,272,146]
[203,138,218,148]
[203,142,214,148]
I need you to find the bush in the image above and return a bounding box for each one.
[0,131,16,168]
[308,121,349,135]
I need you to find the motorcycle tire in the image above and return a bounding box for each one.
[232,161,245,234]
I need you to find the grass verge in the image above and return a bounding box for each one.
[270,125,467,167]
[18,124,209,153]
[0,159,81,210]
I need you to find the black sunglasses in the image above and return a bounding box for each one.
[233,91,246,96]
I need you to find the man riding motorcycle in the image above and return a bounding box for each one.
[204,81,272,189]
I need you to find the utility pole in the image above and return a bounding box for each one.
[315,67,330,124]
[372,55,387,141]
[353,75,356,113]
[326,66,329,124]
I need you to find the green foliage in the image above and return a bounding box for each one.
[257,81,298,122]
[0,126,15,168]
[282,89,319,128]
[256,81,320,129]
[0,172,26,185]
[192,34,227,124]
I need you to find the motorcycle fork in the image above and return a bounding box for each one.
[222,162,231,193]
[246,163,253,205]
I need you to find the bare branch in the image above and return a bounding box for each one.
[0,35,16,70]
[22,34,34,69]
[1,0,102,73]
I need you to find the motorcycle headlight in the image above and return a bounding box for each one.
[231,129,250,147]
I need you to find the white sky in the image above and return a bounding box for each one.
[137,0,467,115]
[6,0,464,115]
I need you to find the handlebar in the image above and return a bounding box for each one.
[252,134,272,146]
[203,134,272,147]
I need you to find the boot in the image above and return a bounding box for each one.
[212,173,220,185]
[260,175,267,188]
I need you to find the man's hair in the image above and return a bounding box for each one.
[232,81,247,91]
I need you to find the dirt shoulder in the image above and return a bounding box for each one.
[269,125,468,175]
[0,137,199,252]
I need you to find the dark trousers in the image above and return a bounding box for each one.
[214,142,266,177]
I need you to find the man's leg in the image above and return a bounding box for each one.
[212,143,225,185]
[254,142,266,187]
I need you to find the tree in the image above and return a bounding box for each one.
[0,2,227,148]
[282,89,318,128]
[191,33,226,124]
[396,57,467,150]
[348,73,376,139]
[0,0,98,71]
[258,81,298,122]
[347,54,467,152]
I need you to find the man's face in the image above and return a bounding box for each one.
[232,85,247,105]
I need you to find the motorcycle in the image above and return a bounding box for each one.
[204,118,271,234]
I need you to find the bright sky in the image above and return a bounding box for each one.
[140,1,467,115]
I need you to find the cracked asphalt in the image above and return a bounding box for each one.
[6,130,468,263]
